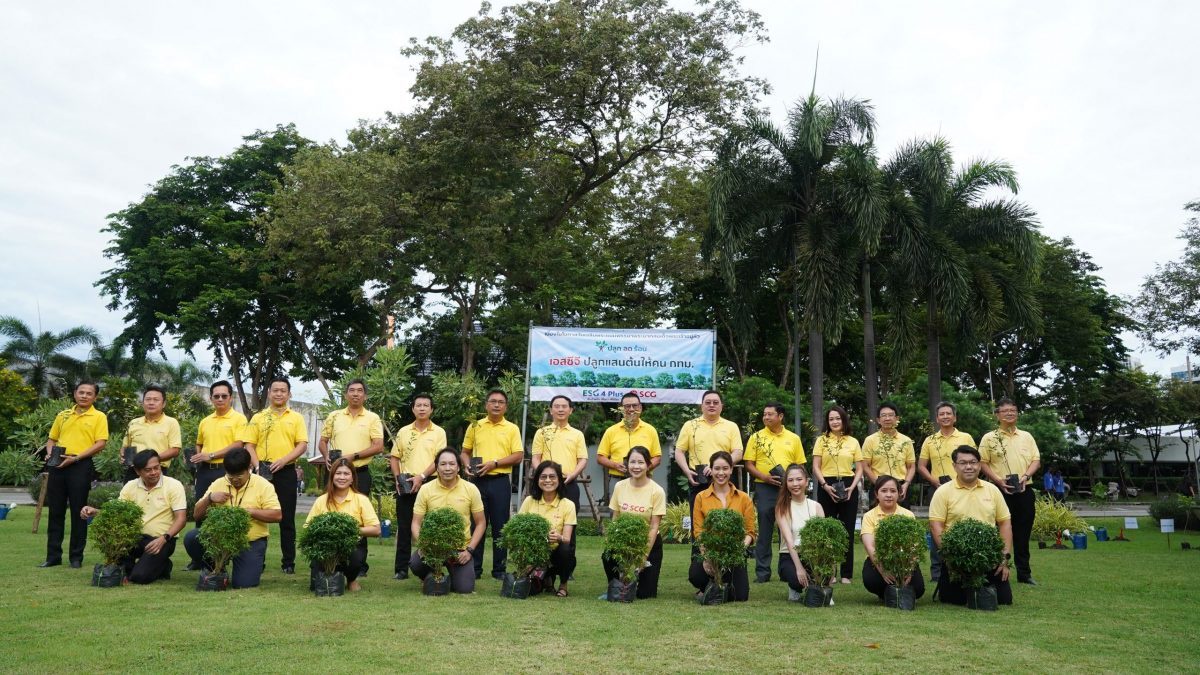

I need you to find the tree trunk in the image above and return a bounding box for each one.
[861,258,879,433]
[926,287,941,423]
[809,329,824,432]
[779,301,793,389]
[286,322,333,400]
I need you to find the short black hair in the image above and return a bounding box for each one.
[412,393,434,408]
[210,380,233,396]
[486,389,508,403]
[935,400,957,415]
[995,397,1017,411]
[132,449,160,470]
[620,391,641,405]
[73,380,99,394]
[702,390,722,403]
[764,402,786,417]
[143,384,167,400]
[951,445,981,463]
[224,447,252,474]
[550,395,573,408]
[877,401,899,417]
[268,376,291,391]
[345,378,367,392]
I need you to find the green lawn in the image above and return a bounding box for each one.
[0,510,1196,674]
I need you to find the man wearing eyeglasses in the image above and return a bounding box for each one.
[596,392,662,501]
[979,397,1041,586]
[928,445,1014,606]
[185,380,247,570]
[461,389,523,580]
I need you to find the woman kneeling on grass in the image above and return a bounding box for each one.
[775,463,825,601]
[860,475,926,602]
[305,458,381,591]
[518,460,577,597]
[409,448,487,593]
[688,451,756,601]
[602,446,666,599]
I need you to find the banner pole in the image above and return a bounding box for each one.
[710,330,718,390]
[517,321,534,509]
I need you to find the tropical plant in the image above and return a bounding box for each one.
[873,514,927,583]
[0,450,40,486]
[604,514,651,583]
[300,511,362,575]
[89,498,144,566]
[939,518,1005,590]
[1031,494,1089,544]
[198,505,252,574]
[145,358,207,393]
[798,516,849,587]
[660,501,693,544]
[0,316,100,397]
[697,508,747,589]
[0,359,38,452]
[1149,495,1196,529]
[86,482,124,509]
[500,513,552,576]
[417,507,468,581]
[87,339,138,379]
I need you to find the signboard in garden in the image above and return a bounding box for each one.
[1125,517,1139,530]
[527,327,715,404]
[1160,519,1175,534]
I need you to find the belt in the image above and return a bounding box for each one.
[477,473,509,480]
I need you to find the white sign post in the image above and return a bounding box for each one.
[1162,518,1175,549]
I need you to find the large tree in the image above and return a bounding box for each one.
[1134,200,1200,363]
[0,316,99,397]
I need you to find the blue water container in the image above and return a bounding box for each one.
[1095,527,1108,542]
[381,520,392,538]
[1072,532,1087,549]
[0,505,9,520]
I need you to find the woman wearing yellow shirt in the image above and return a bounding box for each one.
[305,458,381,591]
[518,460,577,597]
[774,464,825,601]
[860,476,926,602]
[811,405,864,584]
[688,451,756,602]
[602,446,666,599]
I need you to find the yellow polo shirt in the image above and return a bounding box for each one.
[979,427,1041,479]
[196,409,248,464]
[812,433,863,478]
[860,505,916,536]
[518,495,577,549]
[676,417,743,469]
[305,491,380,528]
[609,478,666,522]
[928,477,1012,528]
[48,405,109,455]
[414,478,485,541]
[531,424,588,471]
[463,417,522,475]
[390,421,447,476]
[862,431,916,479]
[123,415,183,467]
[744,426,807,483]
[119,475,186,537]
[241,407,308,463]
[201,474,281,541]
[596,420,661,477]
[920,429,976,480]
[691,485,757,541]
[321,407,384,468]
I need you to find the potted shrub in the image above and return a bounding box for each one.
[89,499,144,588]
[1032,494,1088,549]
[696,508,746,605]
[417,507,468,596]
[499,513,552,599]
[299,511,361,597]
[604,514,650,603]
[798,517,848,607]
[196,506,251,591]
[873,515,927,610]
[939,518,1006,611]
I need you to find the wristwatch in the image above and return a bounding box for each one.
[1003,552,1011,560]
[162,533,174,542]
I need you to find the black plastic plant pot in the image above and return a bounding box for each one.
[804,585,833,608]
[257,464,273,479]
[92,563,123,588]
[938,475,951,485]
[314,570,346,597]
[46,446,65,468]
[1005,474,1022,492]
[967,585,999,611]
[1038,541,1047,549]
[500,573,532,599]
[607,578,638,603]
[122,446,137,468]
[196,570,230,591]
[422,574,451,596]
[884,584,916,610]
[700,580,729,606]
[396,473,414,495]
[769,465,786,482]
[833,482,847,501]
[329,450,342,462]
[693,465,710,489]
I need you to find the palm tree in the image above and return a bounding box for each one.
[883,137,1041,416]
[0,316,100,397]
[706,93,878,430]
[146,359,207,393]
[88,338,138,379]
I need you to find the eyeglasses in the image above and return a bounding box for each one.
[212,394,231,399]
[955,460,979,466]
[538,475,558,481]
[622,404,641,410]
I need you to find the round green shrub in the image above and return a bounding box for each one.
[90,498,144,566]
[873,514,927,582]
[418,507,468,580]
[198,506,251,574]
[698,508,746,583]
[1149,495,1196,529]
[939,518,1004,589]
[500,512,552,576]
[799,516,848,587]
[0,450,40,486]
[604,514,651,582]
[300,511,361,575]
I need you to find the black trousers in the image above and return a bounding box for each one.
[862,560,926,601]
[817,480,858,579]
[936,570,1013,606]
[122,534,177,584]
[778,552,814,592]
[688,559,750,601]
[546,543,577,587]
[394,491,417,574]
[194,464,224,502]
[752,483,779,580]
[184,531,269,589]
[409,551,475,594]
[561,480,581,549]
[603,534,663,599]
[1004,488,1036,580]
[45,457,92,564]
[472,475,511,577]
[311,537,369,583]
[267,464,298,568]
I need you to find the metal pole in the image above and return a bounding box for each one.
[986,342,995,405]
[517,322,534,509]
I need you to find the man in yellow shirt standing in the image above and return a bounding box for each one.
[596,392,662,502]
[743,402,806,583]
[389,393,446,580]
[531,395,589,519]
[319,379,384,494]
[979,397,1041,586]
[81,449,186,584]
[241,377,309,574]
[917,400,975,582]
[185,380,247,571]
[461,389,523,580]
[861,402,916,504]
[120,384,182,481]
[40,380,108,568]
[674,390,743,515]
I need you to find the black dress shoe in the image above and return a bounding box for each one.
[282,566,295,575]
[184,561,200,572]
[491,572,506,581]
[69,561,82,569]
[393,571,409,580]
[1018,577,1038,586]
[37,560,62,568]
[475,572,482,580]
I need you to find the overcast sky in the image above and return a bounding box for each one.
[2,0,1197,402]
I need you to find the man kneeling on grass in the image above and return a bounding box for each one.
[81,450,186,584]
[184,448,282,588]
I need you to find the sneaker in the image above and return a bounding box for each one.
[788,589,801,602]
[393,571,409,580]
[597,592,608,600]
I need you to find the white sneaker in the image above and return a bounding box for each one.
[788,589,801,602]
[829,597,835,606]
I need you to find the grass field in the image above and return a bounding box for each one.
[0,509,1197,674]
